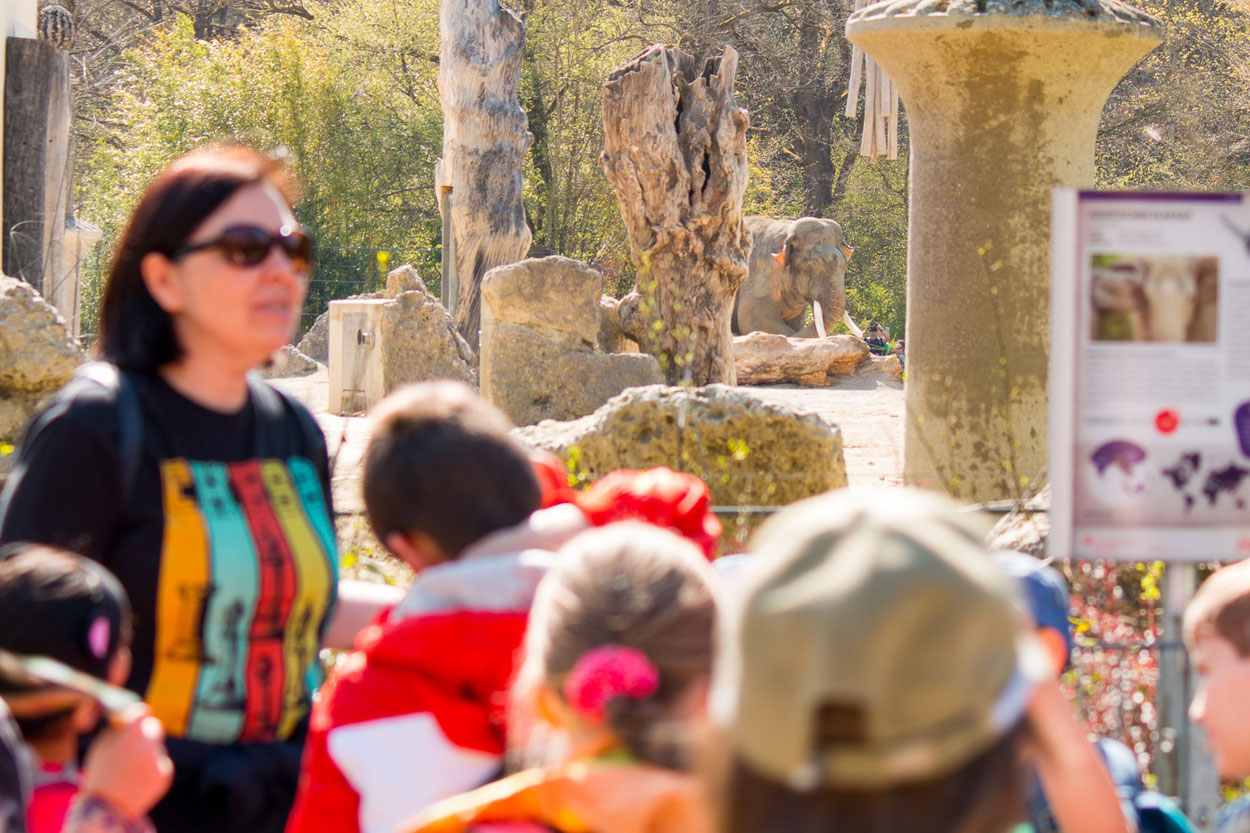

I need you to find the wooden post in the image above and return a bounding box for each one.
[601,45,750,386]
[438,0,532,343]
[3,37,71,301]
[434,159,456,315]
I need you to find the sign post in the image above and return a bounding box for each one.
[1050,189,1249,827]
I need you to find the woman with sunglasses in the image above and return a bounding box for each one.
[0,146,385,833]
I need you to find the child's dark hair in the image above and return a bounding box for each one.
[520,522,717,770]
[0,544,133,740]
[362,381,541,557]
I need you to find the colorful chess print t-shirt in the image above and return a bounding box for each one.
[0,370,338,745]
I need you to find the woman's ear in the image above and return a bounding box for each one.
[140,251,185,314]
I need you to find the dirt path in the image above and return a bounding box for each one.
[270,367,906,517]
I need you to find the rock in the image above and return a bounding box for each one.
[259,345,319,378]
[597,295,639,353]
[385,264,427,298]
[481,257,663,425]
[516,384,847,506]
[378,288,478,391]
[733,332,870,386]
[987,485,1051,557]
[0,275,85,445]
[0,275,83,392]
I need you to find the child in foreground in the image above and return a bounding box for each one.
[286,381,556,833]
[996,551,1192,833]
[709,488,1075,833]
[0,543,171,833]
[401,522,718,833]
[1184,558,1250,833]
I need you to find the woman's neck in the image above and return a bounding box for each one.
[159,351,252,412]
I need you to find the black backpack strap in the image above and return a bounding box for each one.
[71,363,143,504]
[246,375,326,465]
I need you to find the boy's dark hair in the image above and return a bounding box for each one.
[0,544,133,741]
[99,145,297,371]
[1184,558,1250,657]
[362,381,541,557]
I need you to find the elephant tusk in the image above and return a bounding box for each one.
[813,301,828,339]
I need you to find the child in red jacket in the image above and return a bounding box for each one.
[286,381,585,833]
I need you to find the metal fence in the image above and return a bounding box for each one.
[76,241,443,345]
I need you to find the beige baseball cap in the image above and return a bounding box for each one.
[712,488,1050,791]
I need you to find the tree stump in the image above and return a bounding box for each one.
[601,45,750,386]
[438,0,532,342]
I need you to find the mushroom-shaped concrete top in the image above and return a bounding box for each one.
[849,0,1160,25]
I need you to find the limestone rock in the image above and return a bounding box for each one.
[733,333,869,386]
[597,295,639,353]
[0,275,83,392]
[516,384,847,506]
[986,485,1051,556]
[378,288,478,391]
[481,257,663,425]
[259,345,319,378]
[484,257,601,341]
[386,264,428,298]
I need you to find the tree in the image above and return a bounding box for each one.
[75,12,445,335]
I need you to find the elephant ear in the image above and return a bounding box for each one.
[768,231,795,303]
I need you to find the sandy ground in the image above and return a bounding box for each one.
[271,365,905,516]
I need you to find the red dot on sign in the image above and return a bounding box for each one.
[1155,409,1179,434]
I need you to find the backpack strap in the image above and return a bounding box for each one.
[70,362,143,505]
[246,375,326,467]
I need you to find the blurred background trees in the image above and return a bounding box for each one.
[58,0,1250,342]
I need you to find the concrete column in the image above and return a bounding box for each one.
[847,2,1161,502]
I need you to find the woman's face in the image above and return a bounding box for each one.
[144,181,307,370]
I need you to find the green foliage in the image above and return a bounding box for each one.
[1098,0,1250,190]
[520,0,668,274]
[76,11,444,335]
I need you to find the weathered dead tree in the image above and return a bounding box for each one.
[437,0,532,342]
[602,45,749,386]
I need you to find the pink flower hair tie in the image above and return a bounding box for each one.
[563,645,660,721]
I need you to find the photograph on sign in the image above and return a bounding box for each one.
[1050,190,1250,561]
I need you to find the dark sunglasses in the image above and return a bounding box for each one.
[174,224,314,274]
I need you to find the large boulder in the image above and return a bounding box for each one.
[0,275,85,441]
[516,384,847,506]
[481,257,663,425]
[378,280,478,391]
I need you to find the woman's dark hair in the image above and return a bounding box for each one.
[98,145,297,371]
[708,722,1028,833]
[0,543,133,741]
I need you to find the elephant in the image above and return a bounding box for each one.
[732,216,861,339]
